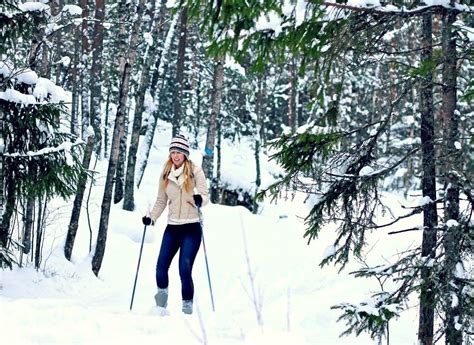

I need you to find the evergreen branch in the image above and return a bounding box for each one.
[321,2,471,15]
[3,140,83,158]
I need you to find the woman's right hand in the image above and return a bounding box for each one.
[142,216,152,226]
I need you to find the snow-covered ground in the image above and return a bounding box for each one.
[0,121,421,344]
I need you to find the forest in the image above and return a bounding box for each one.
[0,0,473,344]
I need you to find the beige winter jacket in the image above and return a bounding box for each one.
[150,164,209,225]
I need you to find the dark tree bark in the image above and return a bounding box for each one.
[253,77,264,214]
[80,0,91,140]
[34,197,46,270]
[440,9,462,345]
[417,13,437,345]
[23,196,34,255]
[0,168,16,251]
[65,133,95,261]
[92,63,130,276]
[89,0,105,155]
[172,7,188,136]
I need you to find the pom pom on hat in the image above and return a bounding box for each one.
[169,134,190,158]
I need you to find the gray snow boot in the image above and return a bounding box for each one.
[182,300,193,315]
[154,288,168,308]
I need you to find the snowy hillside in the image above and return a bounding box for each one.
[0,122,422,345]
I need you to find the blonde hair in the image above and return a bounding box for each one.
[160,156,194,193]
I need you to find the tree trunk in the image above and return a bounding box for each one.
[113,0,146,204]
[253,77,264,214]
[0,168,16,252]
[52,0,65,86]
[92,63,131,276]
[89,0,105,155]
[417,13,437,345]
[288,56,297,132]
[80,0,90,140]
[70,24,80,137]
[202,57,224,179]
[172,7,188,136]
[136,14,178,188]
[441,9,462,345]
[34,197,46,270]
[103,83,112,158]
[65,133,95,261]
[0,110,4,248]
[114,110,128,204]
[123,0,163,211]
[23,196,34,255]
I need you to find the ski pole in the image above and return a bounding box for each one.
[130,224,147,311]
[197,206,215,312]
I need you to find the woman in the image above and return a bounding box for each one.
[142,134,209,314]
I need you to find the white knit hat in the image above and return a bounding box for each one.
[169,134,190,158]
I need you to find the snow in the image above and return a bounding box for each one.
[18,2,49,12]
[0,88,37,105]
[359,166,375,176]
[0,124,424,345]
[421,0,449,5]
[322,245,336,260]
[143,32,153,46]
[446,219,459,228]
[61,4,82,16]
[33,77,70,103]
[255,11,283,37]
[0,66,69,104]
[454,262,465,279]
[451,292,459,308]
[55,56,71,67]
[347,0,381,7]
[225,56,246,76]
[16,69,39,85]
[166,0,178,9]
[417,196,433,207]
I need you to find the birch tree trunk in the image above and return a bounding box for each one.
[89,0,105,155]
[417,13,437,345]
[113,0,146,204]
[136,14,178,188]
[202,57,224,180]
[114,111,128,204]
[123,0,164,211]
[70,24,80,137]
[172,7,188,136]
[441,9,462,345]
[92,63,130,276]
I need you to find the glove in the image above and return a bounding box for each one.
[142,216,152,226]
[193,194,203,208]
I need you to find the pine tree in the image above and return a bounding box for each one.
[1,1,85,269]
[182,0,474,342]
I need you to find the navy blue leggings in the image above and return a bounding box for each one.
[156,222,202,301]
